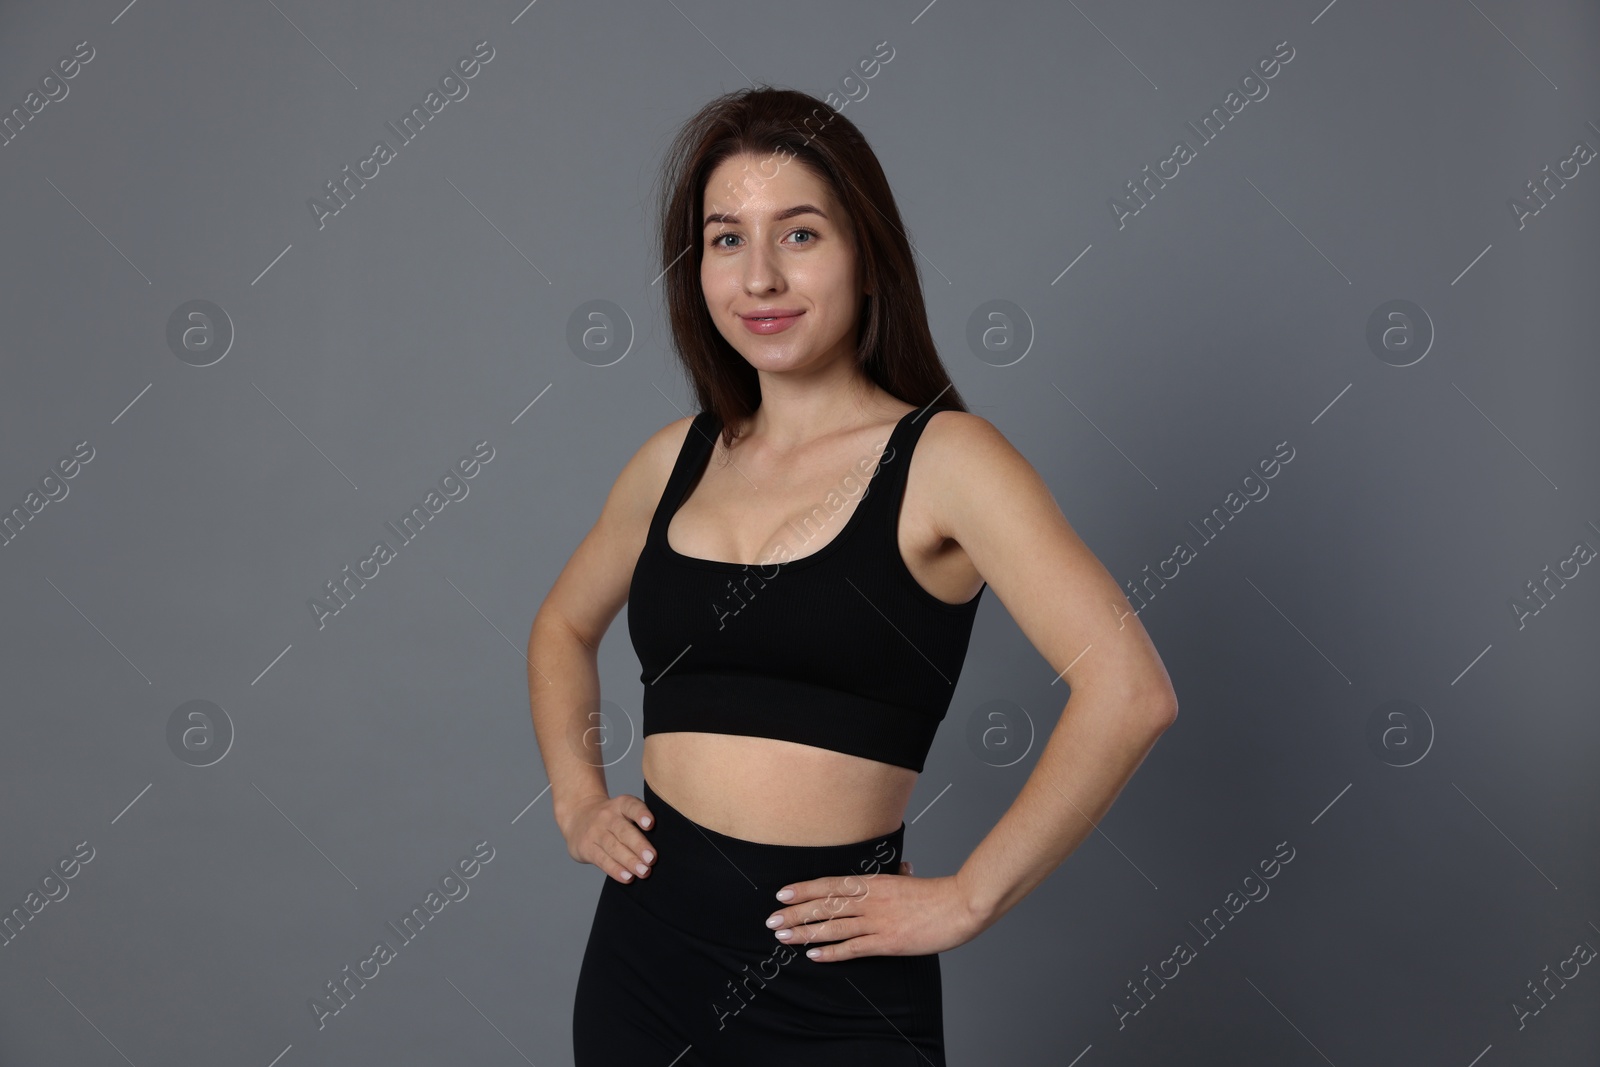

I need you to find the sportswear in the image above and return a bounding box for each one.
[572,776,945,1064]
[626,406,984,773]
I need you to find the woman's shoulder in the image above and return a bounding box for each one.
[643,412,703,458]
[916,407,1006,452]
[910,408,1044,516]
[597,414,701,525]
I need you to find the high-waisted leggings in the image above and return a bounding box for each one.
[572,777,946,1065]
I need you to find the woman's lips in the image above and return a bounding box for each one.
[740,311,803,335]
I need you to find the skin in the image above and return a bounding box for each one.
[529,151,1178,964]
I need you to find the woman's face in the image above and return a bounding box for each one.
[700,151,865,378]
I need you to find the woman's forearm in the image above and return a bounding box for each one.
[955,685,1176,931]
[527,613,610,836]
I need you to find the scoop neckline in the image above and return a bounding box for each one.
[658,407,921,573]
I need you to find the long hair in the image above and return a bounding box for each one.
[654,85,971,448]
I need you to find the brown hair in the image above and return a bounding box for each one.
[653,85,971,448]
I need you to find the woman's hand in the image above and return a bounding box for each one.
[763,862,985,962]
[560,793,656,884]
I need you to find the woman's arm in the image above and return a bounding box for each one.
[527,416,691,874]
[921,411,1180,933]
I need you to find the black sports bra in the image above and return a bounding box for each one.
[627,406,985,773]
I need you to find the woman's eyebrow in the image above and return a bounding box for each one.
[703,204,829,228]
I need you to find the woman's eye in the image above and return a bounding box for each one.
[709,229,819,249]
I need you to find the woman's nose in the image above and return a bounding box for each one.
[742,240,780,290]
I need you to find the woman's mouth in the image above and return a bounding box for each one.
[740,311,803,335]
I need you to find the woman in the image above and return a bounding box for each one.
[531,87,1178,1065]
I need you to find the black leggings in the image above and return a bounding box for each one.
[572,777,946,1065]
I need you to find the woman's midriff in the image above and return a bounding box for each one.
[641,732,917,845]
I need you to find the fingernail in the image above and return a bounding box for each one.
[775,929,792,941]
[635,863,649,877]
[806,948,821,959]
[775,888,794,901]
[765,915,784,928]
[642,849,654,863]
[620,870,632,881]
[641,816,652,827]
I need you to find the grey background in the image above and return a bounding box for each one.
[2,0,1597,1064]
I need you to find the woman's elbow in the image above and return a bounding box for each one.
[1139,679,1179,730]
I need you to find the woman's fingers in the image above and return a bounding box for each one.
[612,799,657,866]
[621,793,655,831]
[776,914,867,946]
[610,799,656,876]
[593,830,646,883]
[560,794,660,883]
[599,840,642,882]
[595,800,654,881]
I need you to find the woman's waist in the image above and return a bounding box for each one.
[641,732,914,847]
[637,773,905,892]
[610,773,906,949]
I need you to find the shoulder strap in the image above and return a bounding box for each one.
[855,407,934,534]
[648,411,720,543]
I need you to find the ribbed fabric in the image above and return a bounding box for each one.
[627,406,985,773]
